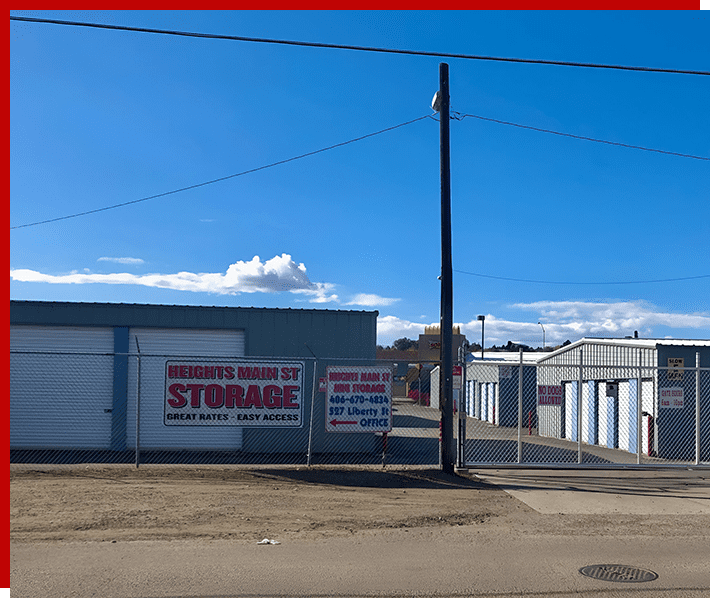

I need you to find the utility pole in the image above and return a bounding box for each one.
[437,62,455,475]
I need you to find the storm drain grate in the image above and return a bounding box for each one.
[579,564,658,583]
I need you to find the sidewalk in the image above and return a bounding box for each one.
[473,467,710,515]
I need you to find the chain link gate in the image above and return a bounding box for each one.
[459,349,710,469]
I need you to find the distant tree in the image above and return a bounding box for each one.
[393,337,418,351]
[487,341,534,352]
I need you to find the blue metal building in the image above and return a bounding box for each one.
[10,300,379,462]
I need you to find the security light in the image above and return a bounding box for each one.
[431,91,441,112]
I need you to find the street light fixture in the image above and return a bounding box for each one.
[538,321,545,351]
[477,315,485,359]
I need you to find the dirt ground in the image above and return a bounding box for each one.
[11,464,706,545]
[10,465,518,544]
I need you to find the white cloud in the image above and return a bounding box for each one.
[346,293,400,307]
[11,254,403,308]
[377,316,429,344]
[11,254,335,302]
[376,300,710,347]
[222,254,313,292]
[514,300,710,337]
[97,257,144,265]
[291,283,339,304]
[458,300,710,346]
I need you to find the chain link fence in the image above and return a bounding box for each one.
[462,354,710,468]
[11,349,709,469]
[10,351,441,468]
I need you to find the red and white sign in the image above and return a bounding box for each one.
[326,366,392,433]
[538,384,563,406]
[164,361,304,426]
[453,365,462,390]
[660,387,684,409]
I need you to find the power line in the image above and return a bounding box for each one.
[10,115,430,230]
[10,15,710,77]
[454,268,710,286]
[12,106,706,230]
[451,112,709,161]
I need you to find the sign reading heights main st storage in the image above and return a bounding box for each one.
[164,361,304,427]
[326,365,393,433]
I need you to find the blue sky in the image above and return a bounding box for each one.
[10,10,710,348]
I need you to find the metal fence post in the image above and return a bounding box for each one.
[517,348,523,464]
[696,352,701,466]
[637,354,643,465]
[578,348,583,464]
[461,346,470,468]
[461,358,467,468]
[307,358,317,467]
[135,337,141,469]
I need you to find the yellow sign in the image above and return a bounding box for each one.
[668,358,684,381]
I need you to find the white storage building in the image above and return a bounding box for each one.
[536,338,710,462]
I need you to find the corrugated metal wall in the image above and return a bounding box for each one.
[10,326,115,449]
[10,301,378,360]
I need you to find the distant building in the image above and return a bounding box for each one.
[464,351,540,429]
[417,325,468,364]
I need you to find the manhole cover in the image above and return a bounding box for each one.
[579,564,658,583]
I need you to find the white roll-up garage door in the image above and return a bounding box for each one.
[128,327,245,358]
[10,325,115,449]
[126,328,245,450]
[564,381,578,442]
[618,381,631,453]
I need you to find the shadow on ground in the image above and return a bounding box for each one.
[250,467,492,490]
[465,439,613,464]
[392,413,439,428]
[475,469,710,501]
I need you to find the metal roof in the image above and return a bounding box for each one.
[466,351,542,364]
[539,337,710,362]
[9,299,377,315]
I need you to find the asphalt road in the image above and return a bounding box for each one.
[11,527,710,598]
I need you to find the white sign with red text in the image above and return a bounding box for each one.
[660,387,684,409]
[326,366,392,433]
[538,385,563,406]
[164,361,304,426]
[453,365,463,390]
